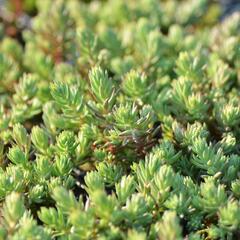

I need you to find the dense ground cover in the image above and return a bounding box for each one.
[0,0,239,239]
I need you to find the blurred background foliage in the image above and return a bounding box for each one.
[0,0,239,44]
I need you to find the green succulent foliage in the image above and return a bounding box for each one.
[171,77,209,121]
[0,0,239,239]
[89,66,115,107]
[51,81,84,121]
[122,70,150,101]
[0,53,20,93]
[175,51,206,83]
[193,177,227,215]
[156,211,183,240]
[31,126,50,155]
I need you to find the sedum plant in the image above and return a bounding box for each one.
[0,0,240,239]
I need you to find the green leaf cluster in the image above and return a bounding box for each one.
[0,0,239,239]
